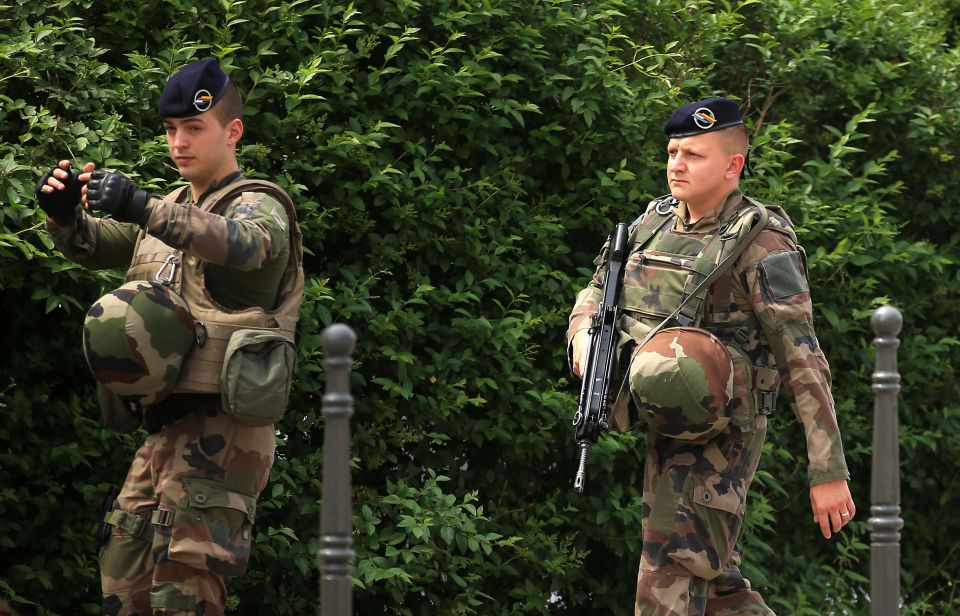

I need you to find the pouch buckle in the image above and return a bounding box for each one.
[151,508,174,528]
[758,390,777,415]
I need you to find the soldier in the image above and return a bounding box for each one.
[568,97,855,615]
[35,58,304,615]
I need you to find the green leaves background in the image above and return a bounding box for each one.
[1,0,958,613]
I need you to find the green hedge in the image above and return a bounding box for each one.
[1,0,958,614]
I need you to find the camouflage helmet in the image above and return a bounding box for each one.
[628,327,734,440]
[82,280,195,406]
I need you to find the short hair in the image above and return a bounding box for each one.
[720,124,749,157]
[212,78,243,126]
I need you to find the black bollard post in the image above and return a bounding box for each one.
[869,306,903,616]
[319,323,357,616]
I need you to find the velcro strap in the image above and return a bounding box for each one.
[104,509,150,539]
[676,298,703,326]
[198,321,296,342]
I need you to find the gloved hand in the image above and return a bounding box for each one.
[86,170,153,226]
[35,164,82,225]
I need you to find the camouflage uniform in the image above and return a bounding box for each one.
[568,188,850,615]
[47,172,293,615]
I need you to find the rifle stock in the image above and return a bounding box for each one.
[572,222,629,493]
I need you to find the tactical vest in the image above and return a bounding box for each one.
[610,194,783,431]
[124,179,305,394]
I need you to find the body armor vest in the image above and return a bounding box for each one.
[124,179,305,394]
[610,195,783,432]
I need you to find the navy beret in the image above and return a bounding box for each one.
[157,58,230,118]
[663,97,743,137]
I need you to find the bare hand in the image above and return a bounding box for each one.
[38,160,96,188]
[37,160,72,194]
[810,478,856,539]
[76,162,98,208]
[571,328,590,378]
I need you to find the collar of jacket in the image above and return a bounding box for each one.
[673,187,745,233]
[196,169,245,206]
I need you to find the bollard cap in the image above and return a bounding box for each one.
[322,323,357,357]
[871,305,902,337]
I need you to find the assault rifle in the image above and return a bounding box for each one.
[572,222,629,493]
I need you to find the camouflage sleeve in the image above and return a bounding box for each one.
[144,192,289,271]
[738,227,850,485]
[44,209,139,269]
[567,248,605,344]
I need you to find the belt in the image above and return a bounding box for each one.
[142,393,219,433]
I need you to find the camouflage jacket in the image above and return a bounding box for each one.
[46,172,290,310]
[568,188,850,485]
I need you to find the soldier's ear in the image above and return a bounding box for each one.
[225,118,244,146]
[725,153,745,179]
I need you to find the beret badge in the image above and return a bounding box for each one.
[692,107,717,130]
[193,89,214,112]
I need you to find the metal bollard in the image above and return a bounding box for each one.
[318,323,357,616]
[869,306,903,616]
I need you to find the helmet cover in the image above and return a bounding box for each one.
[83,281,195,406]
[629,327,735,440]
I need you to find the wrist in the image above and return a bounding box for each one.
[128,189,154,226]
[809,469,851,486]
[48,205,78,227]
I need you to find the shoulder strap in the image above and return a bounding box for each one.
[166,185,191,203]
[674,203,769,326]
[204,179,297,219]
[627,195,677,248]
[744,195,793,227]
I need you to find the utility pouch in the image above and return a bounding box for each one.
[220,329,296,426]
[96,384,142,433]
[167,478,257,578]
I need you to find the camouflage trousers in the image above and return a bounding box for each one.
[100,399,275,616]
[634,419,775,616]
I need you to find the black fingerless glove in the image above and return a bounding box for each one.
[35,166,82,226]
[87,170,153,226]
